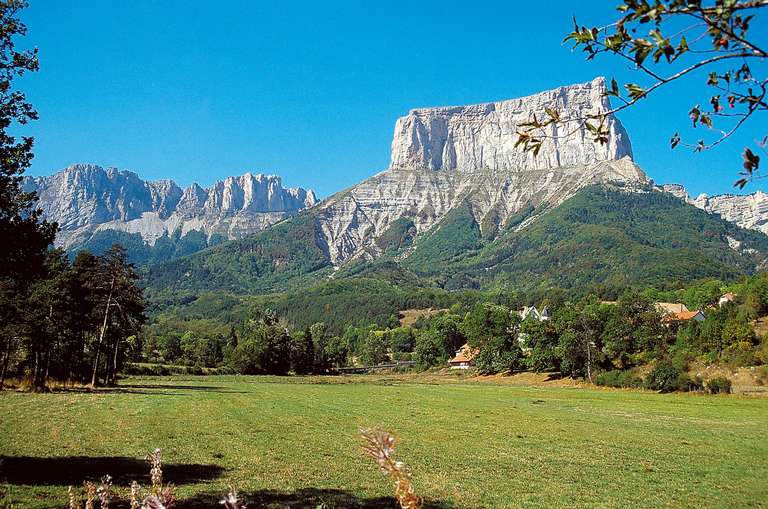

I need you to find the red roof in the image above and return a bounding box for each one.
[662,310,703,323]
[449,344,478,364]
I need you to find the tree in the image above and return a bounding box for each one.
[360,331,389,366]
[89,245,145,386]
[290,329,315,374]
[517,0,768,188]
[554,299,605,380]
[601,291,668,368]
[231,316,292,375]
[0,0,56,389]
[23,249,71,390]
[388,327,415,355]
[721,316,754,346]
[429,314,466,358]
[414,329,445,368]
[462,303,523,374]
[324,335,349,368]
[309,322,329,373]
[520,317,560,372]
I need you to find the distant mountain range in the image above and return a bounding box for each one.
[138,78,768,299]
[662,184,768,235]
[23,164,317,263]
[24,77,768,299]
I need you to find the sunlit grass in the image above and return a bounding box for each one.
[0,374,766,508]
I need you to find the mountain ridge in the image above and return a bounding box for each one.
[661,183,768,235]
[23,163,318,252]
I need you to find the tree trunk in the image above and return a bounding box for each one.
[90,276,115,388]
[109,335,121,386]
[32,349,40,389]
[0,336,12,390]
[36,305,55,391]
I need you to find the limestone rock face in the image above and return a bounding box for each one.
[315,157,649,265]
[23,164,318,249]
[390,77,632,172]
[661,184,768,235]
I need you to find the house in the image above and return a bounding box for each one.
[519,306,550,321]
[655,302,689,315]
[719,292,736,307]
[448,344,478,369]
[662,310,706,325]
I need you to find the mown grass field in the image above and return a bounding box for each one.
[1,374,767,508]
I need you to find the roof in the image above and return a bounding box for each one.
[662,310,704,323]
[655,302,689,315]
[720,292,736,301]
[449,344,478,364]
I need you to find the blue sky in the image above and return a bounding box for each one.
[18,0,767,197]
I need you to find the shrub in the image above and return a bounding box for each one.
[705,376,732,394]
[595,370,643,388]
[644,361,690,393]
[722,341,757,368]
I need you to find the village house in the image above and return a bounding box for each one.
[655,302,689,315]
[519,306,550,321]
[661,309,706,325]
[448,344,478,369]
[719,292,736,307]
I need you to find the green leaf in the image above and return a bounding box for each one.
[624,83,646,99]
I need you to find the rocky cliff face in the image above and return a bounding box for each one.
[390,77,632,172]
[23,164,318,249]
[662,184,768,235]
[315,158,649,265]
[311,78,642,265]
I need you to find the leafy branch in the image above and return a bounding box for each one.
[516,0,767,188]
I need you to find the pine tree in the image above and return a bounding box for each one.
[0,1,56,389]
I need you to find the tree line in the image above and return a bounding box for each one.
[0,1,145,390]
[132,273,767,396]
[1,245,145,389]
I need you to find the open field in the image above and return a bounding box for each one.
[1,374,767,508]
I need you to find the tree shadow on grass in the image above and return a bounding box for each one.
[0,456,225,486]
[176,488,460,509]
[52,384,249,396]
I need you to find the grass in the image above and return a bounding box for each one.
[1,374,767,508]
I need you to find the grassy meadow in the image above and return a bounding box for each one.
[1,374,767,508]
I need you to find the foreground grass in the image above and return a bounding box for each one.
[0,374,767,508]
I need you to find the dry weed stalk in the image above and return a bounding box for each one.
[97,475,113,509]
[66,447,238,509]
[359,427,422,509]
[83,481,97,509]
[67,485,81,509]
[146,448,163,494]
[142,449,176,508]
[130,480,142,509]
[219,486,246,509]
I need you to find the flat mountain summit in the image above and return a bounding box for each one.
[390,77,632,172]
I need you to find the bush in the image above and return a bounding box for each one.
[644,361,690,393]
[722,341,757,368]
[595,370,643,388]
[705,376,732,394]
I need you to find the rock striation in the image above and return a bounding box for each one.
[310,78,643,265]
[23,164,317,249]
[661,184,768,235]
[389,77,632,172]
[315,157,649,265]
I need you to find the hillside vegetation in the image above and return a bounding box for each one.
[143,186,768,303]
[404,186,768,291]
